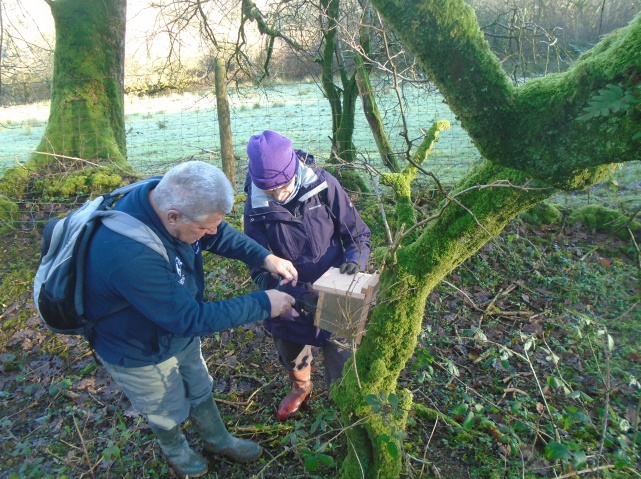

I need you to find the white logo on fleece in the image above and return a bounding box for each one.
[175,257,185,285]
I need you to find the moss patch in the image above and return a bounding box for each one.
[520,202,562,225]
[568,204,641,238]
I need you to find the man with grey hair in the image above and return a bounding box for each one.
[84,161,297,477]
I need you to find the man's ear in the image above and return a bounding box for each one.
[166,210,181,225]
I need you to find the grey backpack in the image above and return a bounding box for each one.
[34,178,168,335]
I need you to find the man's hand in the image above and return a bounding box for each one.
[265,290,296,318]
[263,254,298,286]
[339,262,359,274]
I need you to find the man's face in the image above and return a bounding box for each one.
[262,175,297,203]
[172,212,225,244]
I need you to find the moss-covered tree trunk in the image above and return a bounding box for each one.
[32,0,127,169]
[319,0,359,166]
[332,1,640,477]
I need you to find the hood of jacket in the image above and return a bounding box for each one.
[246,161,328,210]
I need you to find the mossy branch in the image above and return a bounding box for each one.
[355,55,399,173]
[379,121,450,242]
[370,0,641,188]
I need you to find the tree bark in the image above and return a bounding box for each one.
[332,2,641,478]
[355,55,400,173]
[32,0,127,169]
[319,0,359,165]
[214,58,236,189]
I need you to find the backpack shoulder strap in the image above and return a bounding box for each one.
[109,176,163,198]
[73,211,169,332]
[97,210,170,263]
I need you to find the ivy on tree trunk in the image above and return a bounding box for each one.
[332,1,640,478]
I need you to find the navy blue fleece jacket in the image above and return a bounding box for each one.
[84,179,272,367]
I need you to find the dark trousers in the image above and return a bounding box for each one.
[272,336,352,388]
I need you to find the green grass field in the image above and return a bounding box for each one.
[1,82,639,215]
[0,82,477,177]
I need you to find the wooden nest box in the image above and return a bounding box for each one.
[312,267,379,344]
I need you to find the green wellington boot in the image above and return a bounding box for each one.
[190,395,262,462]
[150,424,208,478]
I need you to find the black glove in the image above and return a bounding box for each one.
[339,262,359,275]
[297,293,318,315]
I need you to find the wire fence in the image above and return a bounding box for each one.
[0,81,479,172]
[1,80,639,230]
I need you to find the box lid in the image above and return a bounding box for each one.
[312,267,378,299]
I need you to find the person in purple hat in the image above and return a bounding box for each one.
[243,130,371,421]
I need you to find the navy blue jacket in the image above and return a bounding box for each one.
[84,179,273,367]
[243,159,371,346]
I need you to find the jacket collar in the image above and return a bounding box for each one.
[249,162,327,209]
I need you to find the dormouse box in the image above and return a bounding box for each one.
[312,267,379,344]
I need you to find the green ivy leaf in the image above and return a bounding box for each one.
[304,456,319,472]
[102,443,121,460]
[365,394,380,407]
[547,376,561,388]
[545,441,570,461]
[387,441,400,458]
[462,412,475,431]
[451,403,468,415]
[573,451,588,468]
[49,378,73,396]
[318,454,334,466]
[24,383,41,395]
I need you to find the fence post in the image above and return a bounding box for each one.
[215,58,236,190]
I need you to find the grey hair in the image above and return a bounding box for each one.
[152,161,234,221]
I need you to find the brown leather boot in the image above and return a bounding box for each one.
[277,367,313,421]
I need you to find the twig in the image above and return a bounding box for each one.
[214,397,251,407]
[443,280,534,322]
[426,417,438,449]
[187,144,218,155]
[243,378,275,413]
[234,424,291,434]
[554,464,615,478]
[523,348,561,443]
[503,388,529,396]
[629,225,641,300]
[87,392,106,407]
[73,416,95,479]
[407,453,434,465]
[442,280,478,310]
[7,399,40,419]
[596,331,612,466]
[231,373,266,385]
[33,150,108,169]
[634,391,641,463]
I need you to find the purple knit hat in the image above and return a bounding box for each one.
[247,130,299,190]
